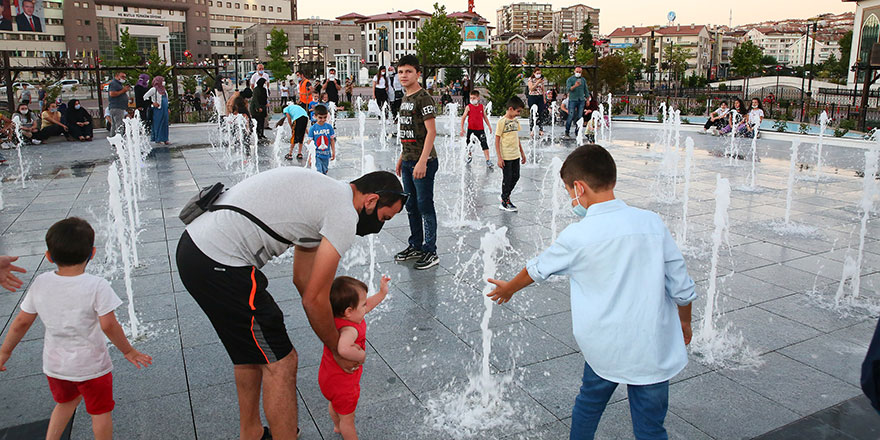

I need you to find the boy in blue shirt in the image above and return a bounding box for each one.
[307,104,336,174]
[487,144,696,440]
[278,101,309,160]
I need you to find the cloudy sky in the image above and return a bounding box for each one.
[300,0,855,34]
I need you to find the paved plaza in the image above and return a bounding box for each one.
[1,118,880,439]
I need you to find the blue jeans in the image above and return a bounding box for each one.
[566,100,585,135]
[315,155,330,174]
[570,362,669,440]
[400,158,438,253]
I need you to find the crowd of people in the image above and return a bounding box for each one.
[701,97,765,138]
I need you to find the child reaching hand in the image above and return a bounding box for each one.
[0,217,152,440]
[319,275,390,440]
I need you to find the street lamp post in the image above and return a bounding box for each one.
[799,22,811,121]
[805,20,819,112]
[231,25,242,90]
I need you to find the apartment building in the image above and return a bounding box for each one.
[608,24,713,78]
[552,4,599,40]
[496,2,553,34]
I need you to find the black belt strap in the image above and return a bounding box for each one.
[209,204,293,246]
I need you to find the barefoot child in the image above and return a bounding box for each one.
[0,217,152,440]
[278,101,309,160]
[487,145,696,440]
[319,275,390,439]
[495,96,527,212]
[459,90,493,167]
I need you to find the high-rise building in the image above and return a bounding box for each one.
[608,24,713,78]
[496,2,553,35]
[553,4,599,41]
[336,9,432,68]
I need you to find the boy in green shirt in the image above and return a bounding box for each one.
[495,96,527,212]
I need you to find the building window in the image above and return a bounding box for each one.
[304,33,310,40]
[277,7,282,14]
[235,3,239,8]
[348,34,354,41]
[73,1,79,6]
[334,48,341,54]
[334,34,340,41]
[87,36,92,41]
[76,19,81,25]
[261,5,265,10]
[268,6,273,11]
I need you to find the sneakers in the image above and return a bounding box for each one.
[394,245,424,262]
[563,133,571,139]
[31,139,41,145]
[486,159,493,168]
[414,252,439,270]
[500,200,518,212]
[466,153,473,164]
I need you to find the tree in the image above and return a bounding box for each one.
[839,30,852,68]
[760,54,778,66]
[524,49,539,76]
[486,51,520,116]
[145,48,171,80]
[114,27,142,67]
[415,3,463,87]
[590,54,627,94]
[731,39,762,93]
[181,75,197,94]
[542,45,557,63]
[662,44,690,82]
[445,66,463,84]
[265,28,291,81]
[618,46,644,91]
[42,52,68,82]
[577,18,595,54]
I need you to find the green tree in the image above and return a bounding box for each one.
[577,18,594,54]
[181,75,197,94]
[542,45,557,63]
[590,54,627,94]
[618,46,644,91]
[445,66,464,84]
[760,54,778,66]
[486,51,520,116]
[524,49,539,76]
[265,28,291,81]
[415,3,463,87]
[839,30,852,67]
[113,27,142,82]
[731,40,763,92]
[145,48,171,79]
[662,44,690,82]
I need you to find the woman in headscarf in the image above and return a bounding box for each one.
[144,76,170,145]
[250,77,269,140]
[66,99,93,141]
[54,98,68,127]
[134,73,152,129]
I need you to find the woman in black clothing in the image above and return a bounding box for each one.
[373,66,388,109]
[250,78,269,140]
[134,73,152,129]
[66,99,93,141]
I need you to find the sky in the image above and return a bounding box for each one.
[300,0,855,35]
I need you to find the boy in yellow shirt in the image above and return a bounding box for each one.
[495,96,527,212]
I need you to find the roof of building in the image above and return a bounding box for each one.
[608,24,707,38]
[342,9,431,23]
[336,13,368,20]
[448,11,490,25]
[268,19,347,26]
[524,30,553,39]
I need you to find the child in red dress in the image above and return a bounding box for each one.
[319,275,390,439]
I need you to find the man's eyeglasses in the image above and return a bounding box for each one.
[376,190,409,205]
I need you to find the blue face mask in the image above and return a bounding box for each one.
[570,187,587,218]
[75,104,81,110]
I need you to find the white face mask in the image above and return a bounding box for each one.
[535,74,542,78]
[470,99,479,105]
[574,72,582,78]
[328,75,335,80]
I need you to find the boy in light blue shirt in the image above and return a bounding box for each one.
[307,104,336,174]
[488,144,696,440]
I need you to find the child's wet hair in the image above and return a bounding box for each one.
[330,276,367,317]
[46,217,94,266]
[560,144,617,191]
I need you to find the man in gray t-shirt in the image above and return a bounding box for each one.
[107,71,130,136]
[177,168,406,440]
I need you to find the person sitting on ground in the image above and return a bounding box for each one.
[12,103,42,145]
[66,99,93,141]
[560,94,570,124]
[0,113,15,145]
[55,98,68,126]
[38,101,70,143]
[740,98,764,139]
[319,275,390,440]
[720,98,747,136]
[702,101,729,135]
[0,217,152,440]
[583,93,601,143]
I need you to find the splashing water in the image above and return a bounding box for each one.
[746,121,760,189]
[272,121,290,169]
[550,100,558,143]
[835,149,879,303]
[678,137,695,247]
[425,225,526,438]
[784,142,799,226]
[108,162,141,339]
[380,102,389,151]
[816,111,828,179]
[11,118,28,188]
[690,174,760,369]
[541,157,565,243]
[575,117,584,146]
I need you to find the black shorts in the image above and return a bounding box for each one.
[176,232,293,365]
[290,115,307,144]
[466,129,489,151]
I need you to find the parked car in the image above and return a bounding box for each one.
[52,79,80,91]
[0,82,33,94]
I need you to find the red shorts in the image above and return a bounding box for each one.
[47,372,115,415]
[319,369,361,415]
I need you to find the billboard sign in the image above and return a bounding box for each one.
[464,25,486,42]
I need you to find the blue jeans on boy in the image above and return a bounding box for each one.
[566,99,585,135]
[315,155,330,174]
[570,362,669,440]
[400,158,438,254]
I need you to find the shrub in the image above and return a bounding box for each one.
[840,118,856,131]
[773,119,787,132]
[633,105,645,121]
[612,101,626,115]
[834,127,849,137]
[718,83,728,91]
[273,106,283,113]
[799,122,810,134]
[681,117,690,124]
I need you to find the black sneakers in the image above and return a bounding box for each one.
[500,199,518,212]
[414,252,439,270]
[394,245,424,262]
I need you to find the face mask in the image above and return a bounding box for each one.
[574,72,582,78]
[356,204,384,236]
[328,75,336,80]
[535,74,542,78]
[75,104,81,110]
[470,99,479,105]
[50,108,57,113]
[570,187,587,218]
[752,103,758,108]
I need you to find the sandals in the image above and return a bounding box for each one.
[296,153,303,160]
[284,153,293,160]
